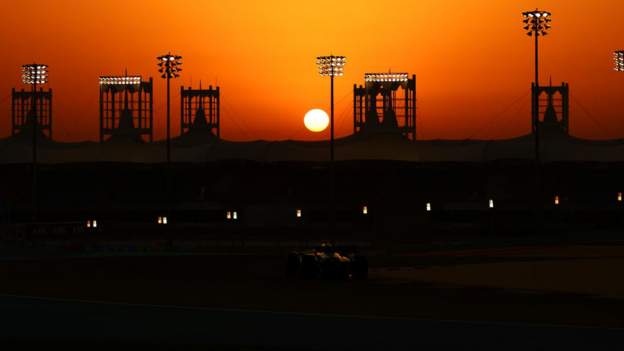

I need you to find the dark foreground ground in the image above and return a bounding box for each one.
[2,238,624,349]
[2,294,624,351]
[3,249,624,326]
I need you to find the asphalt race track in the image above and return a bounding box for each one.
[1,294,623,350]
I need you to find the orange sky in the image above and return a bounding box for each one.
[1,0,623,142]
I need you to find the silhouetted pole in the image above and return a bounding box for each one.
[331,74,335,162]
[523,10,551,237]
[157,53,182,229]
[330,74,335,236]
[32,80,37,165]
[608,50,623,223]
[157,53,182,163]
[534,30,540,163]
[166,74,171,162]
[317,55,346,236]
[523,9,551,164]
[534,28,539,89]
[32,80,38,221]
[22,64,48,222]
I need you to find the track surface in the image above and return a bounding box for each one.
[2,294,624,350]
[3,244,624,349]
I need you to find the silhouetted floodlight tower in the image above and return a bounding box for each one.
[614,51,624,72]
[355,72,416,140]
[157,53,182,163]
[21,64,48,163]
[180,83,220,138]
[99,74,154,142]
[522,9,551,163]
[21,64,48,221]
[316,55,346,236]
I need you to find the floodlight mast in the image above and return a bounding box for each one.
[157,52,182,163]
[21,64,48,163]
[316,55,346,162]
[522,9,551,163]
[21,64,48,221]
[316,55,346,237]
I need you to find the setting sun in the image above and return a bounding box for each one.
[304,108,329,132]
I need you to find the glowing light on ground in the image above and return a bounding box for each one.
[304,109,329,132]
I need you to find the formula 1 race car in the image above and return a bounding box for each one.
[286,243,368,280]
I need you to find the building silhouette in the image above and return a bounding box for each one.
[11,87,53,139]
[99,74,153,143]
[2,69,624,164]
[532,81,569,135]
[180,84,220,139]
[354,73,416,141]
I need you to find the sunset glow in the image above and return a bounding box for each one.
[1,1,623,142]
